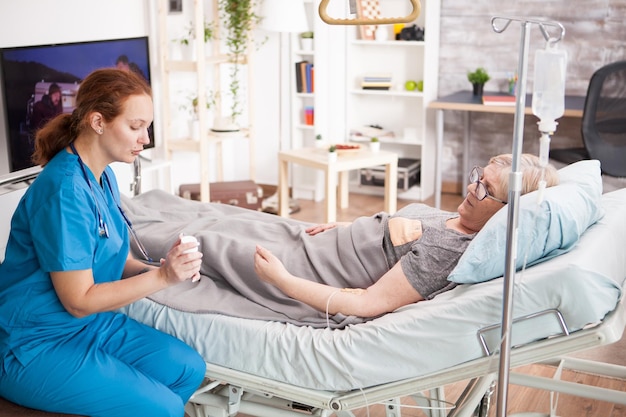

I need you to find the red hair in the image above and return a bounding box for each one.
[33,68,152,166]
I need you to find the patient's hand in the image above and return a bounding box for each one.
[305,222,351,236]
[254,245,291,287]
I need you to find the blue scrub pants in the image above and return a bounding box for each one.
[0,312,206,417]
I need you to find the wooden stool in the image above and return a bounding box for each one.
[0,396,85,417]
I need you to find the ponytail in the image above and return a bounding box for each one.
[32,113,76,166]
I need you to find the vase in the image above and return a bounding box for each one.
[189,119,200,141]
[300,38,313,51]
[370,142,380,152]
[375,27,389,41]
[328,152,337,162]
[212,117,239,133]
[472,83,484,97]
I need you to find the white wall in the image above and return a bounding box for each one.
[0,0,149,47]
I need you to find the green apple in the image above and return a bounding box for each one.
[417,80,424,92]
[404,80,417,91]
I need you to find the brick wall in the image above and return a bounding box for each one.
[437,0,626,187]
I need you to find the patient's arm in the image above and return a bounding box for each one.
[305,222,351,236]
[254,245,423,318]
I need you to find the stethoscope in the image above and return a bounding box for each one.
[69,142,152,262]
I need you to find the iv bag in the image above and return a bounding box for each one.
[532,43,568,132]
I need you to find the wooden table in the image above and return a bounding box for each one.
[428,90,585,208]
[278,148,398,223]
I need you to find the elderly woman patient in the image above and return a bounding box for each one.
[254,153,558,318]
[122,153,558,329]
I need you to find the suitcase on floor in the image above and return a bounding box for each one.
[179,180,263,210]
[359,158,421,191]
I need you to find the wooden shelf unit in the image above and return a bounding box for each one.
[156,0,255,202]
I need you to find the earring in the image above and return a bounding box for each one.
[97,129,103,134]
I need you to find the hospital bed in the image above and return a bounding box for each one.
[1,161,625,417]
[118,160,626,417]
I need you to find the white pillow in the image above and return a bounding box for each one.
[448,160,604,284]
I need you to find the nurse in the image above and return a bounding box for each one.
[0,69,206,416]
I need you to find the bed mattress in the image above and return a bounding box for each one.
[120,189,626,391]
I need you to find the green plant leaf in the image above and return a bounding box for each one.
[467,67,490,84]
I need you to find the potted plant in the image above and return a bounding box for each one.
[328,145,337,162]
[315,133,326,149]
[180,92,214,140]
[173,20,214,61]
[218,0,261,127]
[300,31,314,50]
[369,137,380,152]
[467,67,490,96]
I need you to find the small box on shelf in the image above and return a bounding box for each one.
[361,73,392,90]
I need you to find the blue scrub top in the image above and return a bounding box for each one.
[0,149,129,366]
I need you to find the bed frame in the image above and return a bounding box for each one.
[181,295,626,417]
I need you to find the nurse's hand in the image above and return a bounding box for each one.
[159,235,203,284]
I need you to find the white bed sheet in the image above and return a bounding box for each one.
[120,188,626,392]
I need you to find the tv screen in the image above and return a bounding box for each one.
[0,36,154,172]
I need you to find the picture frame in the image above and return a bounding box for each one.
[169,0,183,14]
[356,0,381,40]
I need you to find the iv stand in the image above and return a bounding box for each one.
[490,16,565,417]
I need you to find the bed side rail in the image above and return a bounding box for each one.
[0,166,42,263]
[0,166,42,193]
[477,309,570,356]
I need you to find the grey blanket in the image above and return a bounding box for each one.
[121,190,390,328]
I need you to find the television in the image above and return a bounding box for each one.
[0,36,154,173]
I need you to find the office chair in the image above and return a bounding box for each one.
[550,60,626,177]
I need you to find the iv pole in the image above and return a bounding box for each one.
[490,16,565,417]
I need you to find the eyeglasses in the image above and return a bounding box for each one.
[469,166,507,204]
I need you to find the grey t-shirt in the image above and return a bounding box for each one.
[382,204,475,299]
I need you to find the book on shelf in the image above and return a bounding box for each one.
[361,81,392,87]
[295,61,314,93]
[363,78,391,83]
[361,73,392,90]
[362,86,391,90]
[363,73,392,82]
[304,64,313,93]
[295,61,305,93]
[482,95,516,106]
